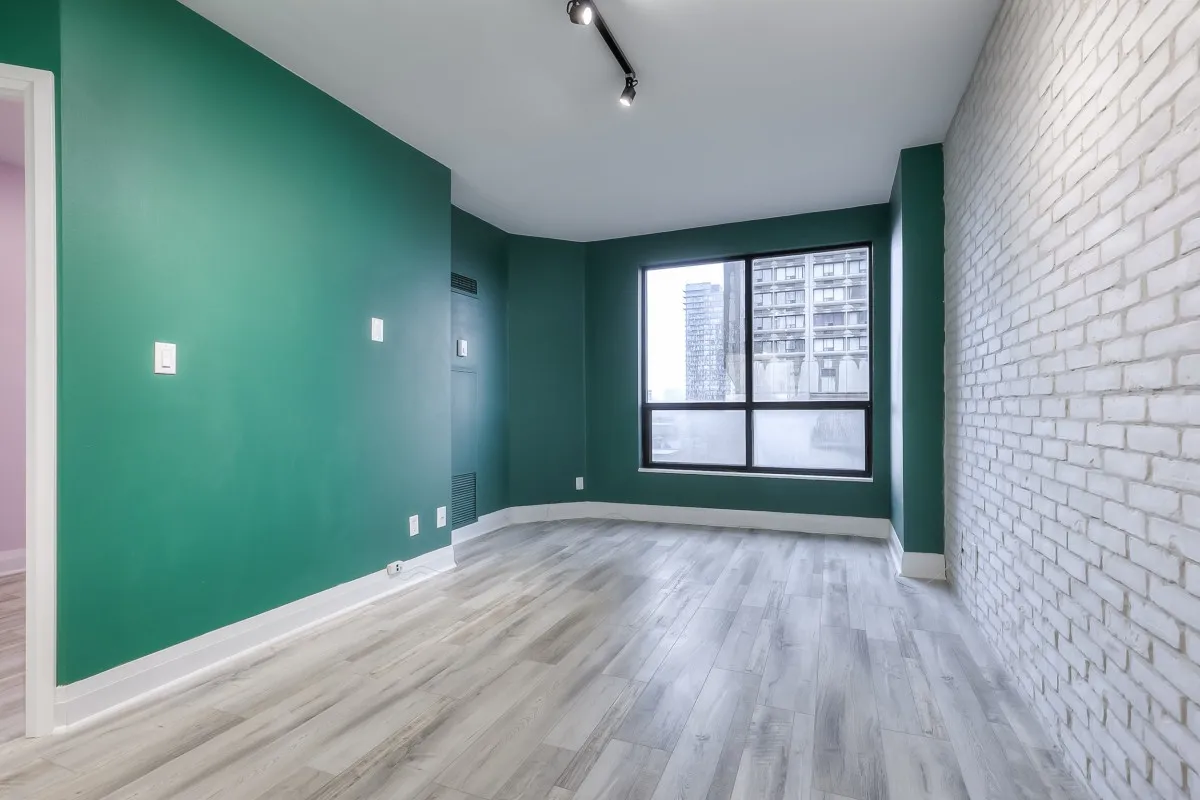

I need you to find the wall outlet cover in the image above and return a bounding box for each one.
[408,514,419,536]
[371,318,384,342]
[456,339,468,357]
[575,477,585,491]
[437,506,447,528]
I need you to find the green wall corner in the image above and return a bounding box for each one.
[889,144,946,555]
[450,208,510,518]
[507,236,588,507]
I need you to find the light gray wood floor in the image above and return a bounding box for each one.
[0,573,23,747]
[0,520,1087,800]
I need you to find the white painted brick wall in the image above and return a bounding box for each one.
[944,1,1200,799]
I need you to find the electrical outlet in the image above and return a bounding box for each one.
[409,514,420,536]
[437,506,447,528]
[575,476,584,491]
[387,560,403,576]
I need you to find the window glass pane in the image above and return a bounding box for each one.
[752,246,870,402]
[650,410,746,466]
[753,409,866,471]
[645,261,746,402]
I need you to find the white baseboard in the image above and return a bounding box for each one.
[54,543,457,732]
[0,548,25,577]
[469,501,889,539]
[451,509,511,545]
[889,524,946,580]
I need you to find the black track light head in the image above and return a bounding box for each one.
[566,0,595,26]
[619,75,637,107]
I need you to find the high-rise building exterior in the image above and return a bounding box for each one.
[750,247,870,401]
[683,282,726,400]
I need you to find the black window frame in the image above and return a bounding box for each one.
[640,243,874,479]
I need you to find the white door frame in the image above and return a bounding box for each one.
[0,63,58,737]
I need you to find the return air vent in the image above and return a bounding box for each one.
[451,273,478,296]
[451,473,478,528]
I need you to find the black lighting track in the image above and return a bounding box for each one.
[566,0,638,106]
[594,10,633,77]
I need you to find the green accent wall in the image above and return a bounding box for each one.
[508,236,587,507]
[55,0,451,683]
[0,1,60,73]
[450,207,509,518]
[585,208,892,518]
[888,144,946,554]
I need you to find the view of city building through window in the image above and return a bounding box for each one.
[643,246,871,475]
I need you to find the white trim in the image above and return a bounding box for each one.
[451,509,510,544]
[0,63,58,738]
[500,501,890,538]
[0,549,25,577]
[637,467,873,483]
[889,523,946,580]
[54,544,457,732]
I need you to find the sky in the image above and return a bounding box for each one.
[645,262,725,401]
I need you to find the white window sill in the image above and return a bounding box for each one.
[638,467,873,483]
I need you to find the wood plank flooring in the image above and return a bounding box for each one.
[0,573,23,747]
[0,520,1089,799]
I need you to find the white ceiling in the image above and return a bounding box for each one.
[0,98,22,167]
[180,0,1000,241]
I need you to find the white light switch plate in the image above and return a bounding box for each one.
[437,507,447,528]
[154,342,177,375]
[408,515,419,536]
[371,318,384,342]
[575,477,584,491]
[456,339,468,357]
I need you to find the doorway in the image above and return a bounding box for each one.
[0,62,56,738]
[0,91,25,742]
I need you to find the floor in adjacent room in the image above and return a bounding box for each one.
[0,521,1084,800]
[0,573,22,747]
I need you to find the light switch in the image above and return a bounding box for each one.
[408,514,419,536]
[575,477,585,491]
[456,339,468,358]
[437,506,447,528]
[154,342,177,375]
[371,318,384,342]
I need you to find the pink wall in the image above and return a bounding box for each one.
[0,161,24,554]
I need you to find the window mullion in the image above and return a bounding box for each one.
[743,258,754,468]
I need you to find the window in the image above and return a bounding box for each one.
[641,245,872,477]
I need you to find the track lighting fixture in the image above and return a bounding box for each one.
[619,75,637,107]
[566,0,639,108]
[566,0,595,26]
